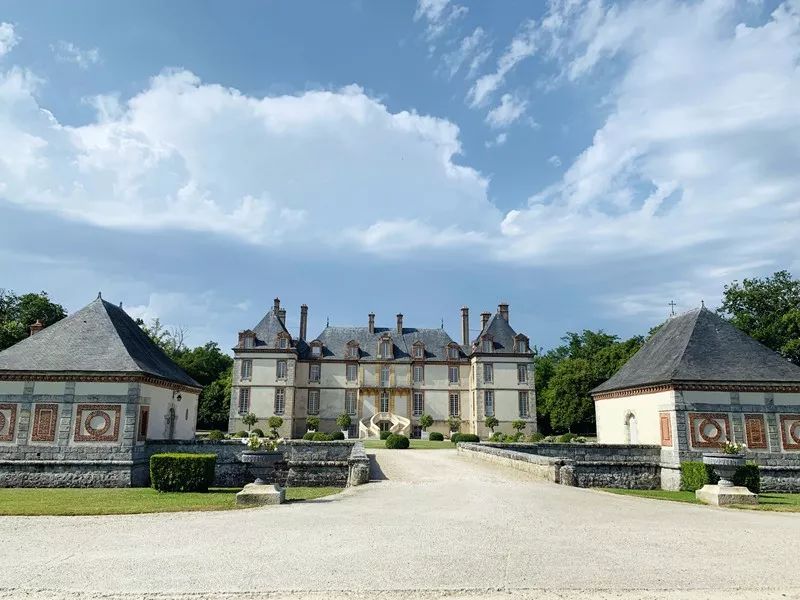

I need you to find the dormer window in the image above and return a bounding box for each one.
[412,342,425,359]
[514,334,529,353]
[277,333,290,350]
[243,336,254,349]
[310,340,323,358]
[346,341,360,359]
[481,336,493,353]
[447,344,460,360]
[239,330,256,349]
[379,336,393,359]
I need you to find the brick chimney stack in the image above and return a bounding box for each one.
[396,313,403,335]
[29,320,44,336]
[273,297,280,313]
[498,302,509,323]
[461,307,469,346]
[480,312,491,330]
[299,304,308,341]
[278,308,286,325]
[368,313,375,334]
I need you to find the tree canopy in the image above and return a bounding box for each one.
[0,290,67,352]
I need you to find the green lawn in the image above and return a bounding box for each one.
[362,439,455,450]
[601,488,800,511]
[0,486,342,516]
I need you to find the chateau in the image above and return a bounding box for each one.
[229,299,537,439]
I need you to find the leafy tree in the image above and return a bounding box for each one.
[484,416,499,433]
[267,416,284,437]
[242,412,258,432]
[306,416,321,431]
[336,413,352,430]
[718,270,800,365]
[511,419,526,433]
[540,358,596,433]
[419,414,434,431]
[0,290,67,351]
[197,367,231,430]
[135,317,186,357]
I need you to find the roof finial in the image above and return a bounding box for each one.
[701,299,705,309]
[97,291,102,299]
[668,300,677,316]
[326,316,330,327]
[441,317,444,329]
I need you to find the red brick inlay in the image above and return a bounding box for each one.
[688,413,731,449]
[0,403,17,442]
[744,414,768,450]
[779,414,800,450]
[659,412,672,447]
[74,404,121,442]
[31,404,58,442]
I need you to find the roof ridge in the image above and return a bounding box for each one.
[667,308,704,380]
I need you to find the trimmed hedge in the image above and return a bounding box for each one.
[385,434,410,449]
[207,429,225,441]
[250,428,265,437]
[379,430,392,440]
[233,430,248,438]
[312,432,331,441]
[680,461,760,493]
[150,453,216,492]
[558,433,577,443]
[429,432,444,441]
[329,431,345,440]
[452,433,479,444]
[528,432,545,442]
[302,431,316,440]
[489,432,504,442]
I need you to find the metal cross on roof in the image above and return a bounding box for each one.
[668,300,677,316]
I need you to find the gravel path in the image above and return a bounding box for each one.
[0,448,798,600]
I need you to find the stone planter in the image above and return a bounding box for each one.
[342,429,349,440]
[240,450,283,485]
[702,453,746,487]
[420,431,430,441]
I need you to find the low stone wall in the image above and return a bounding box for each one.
[759,466,800,493]
[458,442,662,490]
[0,460,139,488]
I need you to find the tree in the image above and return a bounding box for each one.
[197,367,231,430]
[419,414,434,431]
[448,416,461,433]
[135,317,186,357]
[336,413,352,430]
[484,416,499,433]
[306,416,320,431]
[267,416,284,437]
[242,412,258,432]
[0,290,67,351]
[511,419,526,433]
[540,358,596,433]
[718,270,800,365]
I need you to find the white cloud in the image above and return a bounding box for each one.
[468,19,538,107]
[0,23,18,58]
[414,0,468,41]
[547,154,562,167]
[484,132,508,148]
[51,41,101,69]
[0,68,501,254]
[442,27,492,79]
[485,93,528,128]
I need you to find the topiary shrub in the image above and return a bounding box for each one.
[385,434,410,449]
[312,432,331,441]
[329,431,345,440]
[450,433,461,444]
[680,462,718,491]
[150,453,216,492]
[557,433,577,443]
[455,433,480,443]
[503,432,523,443]
[302,431,316,440]
[267,416,284,436]
[305,416,320,431]
[379,430,392,440]
[250,428,265,437]
[233,430,248,438]
[207,429,225,441]
[429,431,444,441]
[489,432,504,442]
[733,462,760,494]
[528,432,545,442]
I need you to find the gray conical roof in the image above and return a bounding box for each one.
[0,297,200,388]
[592,308,800,394]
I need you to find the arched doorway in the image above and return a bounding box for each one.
[625,412,638,444]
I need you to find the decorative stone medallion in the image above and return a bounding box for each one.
[688,412,731,449]
[779,414,800,451]
[659,412,672,447]
[744,414,768,450]
[0,403,17,442]
[31,404,58,442]
[74,404,122,442]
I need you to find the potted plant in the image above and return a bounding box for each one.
[267,415,284,438]
[240,434,284,485]
[336,414,352,439]
[306,416,320,433]
[702,440,747,487]
[242,412,258,433]
[419,414,434,440]
[448,416,461,440]
[484,416,499,434]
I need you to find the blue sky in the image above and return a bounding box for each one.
[0,0,798,352]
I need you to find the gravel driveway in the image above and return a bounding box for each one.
[0,448,798,600]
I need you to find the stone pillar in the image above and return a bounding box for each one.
[498,302,509,322]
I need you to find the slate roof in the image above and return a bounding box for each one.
[0,297,200,388]
[305,325,467,361]
[250,309,291,348]
[474,313,527,353]
[592,307,800,394]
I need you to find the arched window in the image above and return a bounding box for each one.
[624,412,639,444]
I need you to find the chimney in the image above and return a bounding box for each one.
[368,313,375,334]
[29,320,44,336]
[273,297,280,313]
[480,312,491,330]
[277,308,286,325]
[396,313,403,335]
[461,307,469,346]
[498,302,509,322]
[299,304,308,341]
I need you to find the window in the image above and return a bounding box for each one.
[517,364,528,383]
[307,390,320,415]
[481,338,492,353]
[311,344,322,357]
[347,343,359,359]
[380,365,390,386]
[484,390,495,417]
[345,389,357,415]
[274,388,285,414]
[380,390,389,413]
[412,391,424,416]
[346,362,358,382]
[276,359,287,380]
[448,365,459,384]
[448,345,460,360]
[449,393,460,417]
[240,359,252,380]
[413,344,424,359]
[242,335,254,349]
[518,391,529,417]
[238,388,250,414]
[309,363,321,382]
[516,339,528,353]
[413,364,424,383]
[138,406,149,441]
[483,363,494,383]
[380,339,392,358]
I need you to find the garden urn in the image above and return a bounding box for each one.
[702,452,746,487]
[240,450,283,485]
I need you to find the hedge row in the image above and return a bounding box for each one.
[680,461,760,493]
[301,431,346,441]
[451,433,480,444]
[150,453,217,492]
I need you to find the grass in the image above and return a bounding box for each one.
[0,486,343,516]
[601,488,800,511]
[362,439,456,450]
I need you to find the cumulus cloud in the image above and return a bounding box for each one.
[51,41,101,69]
[485,93,528,128]
[414,0,468,41]
[0,68,501,254]
[0,23,18,58]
